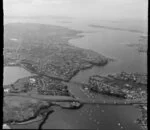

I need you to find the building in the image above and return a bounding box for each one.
[124,84,132,89]
[4,88,10,93]
[84,87,88,90]
[122,88,129,93]
[29,78,36,84]
[9,62,15,65]
[3,124,11,129]
[143,106,147,110]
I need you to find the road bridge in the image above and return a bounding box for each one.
[5,93,146,106]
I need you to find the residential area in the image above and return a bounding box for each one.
[88,72,147,102]
[4,76,71,97]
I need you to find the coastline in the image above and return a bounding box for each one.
[4,56,111,83]
[12,116,43,125]
[3,23,147,130]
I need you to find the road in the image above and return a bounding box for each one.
[5,93,78,102]
[5,93,146,105]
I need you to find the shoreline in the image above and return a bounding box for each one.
[5,104,54,126]
[11,116,43,125]
[89,24,145,34]
[3,23,147,130]
[4,57,110,83]
[4,23,113,86]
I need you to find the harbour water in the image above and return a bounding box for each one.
[3,66,33,86]
[4,18,147,129]
[42,105,141,130]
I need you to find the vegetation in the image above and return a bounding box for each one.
[4,76,72,96]
[4,23,109,81]
[3,96,51,123]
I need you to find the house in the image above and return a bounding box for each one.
[127,94,132,99]
[29,78,36,84]
[122,88,129,93]
[9,62,15,65]
[124,84,132,89]
[141,91,146,94]
[84,87,88,90]
[4,88,10,93]
[143,106,147,110]
[133,76,136,81]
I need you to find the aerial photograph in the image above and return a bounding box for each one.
[3,0,147,129]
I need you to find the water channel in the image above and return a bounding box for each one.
[4,18,147,129]
[3,66,33,86]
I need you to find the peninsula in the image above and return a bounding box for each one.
[3,23,110,127]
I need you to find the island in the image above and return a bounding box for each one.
[125,35,147,53]
[89,24,144,34]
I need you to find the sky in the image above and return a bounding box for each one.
[4,0,148,21]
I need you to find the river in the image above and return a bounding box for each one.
[4,17,147,129]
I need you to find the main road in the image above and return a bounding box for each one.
[5,92,146,105]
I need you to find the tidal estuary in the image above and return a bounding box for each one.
[4,18,147,130]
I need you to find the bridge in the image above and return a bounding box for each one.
[5,93,147,106]
[68,81,89,86]
[80,101,147,105]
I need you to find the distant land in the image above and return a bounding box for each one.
[126,35,147,53]
[57,21,72,24]
[4,23,110,81]
[89,24,145,34]
[3,22,147,130]
[4,15,73,20]
[3,23,110,126]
